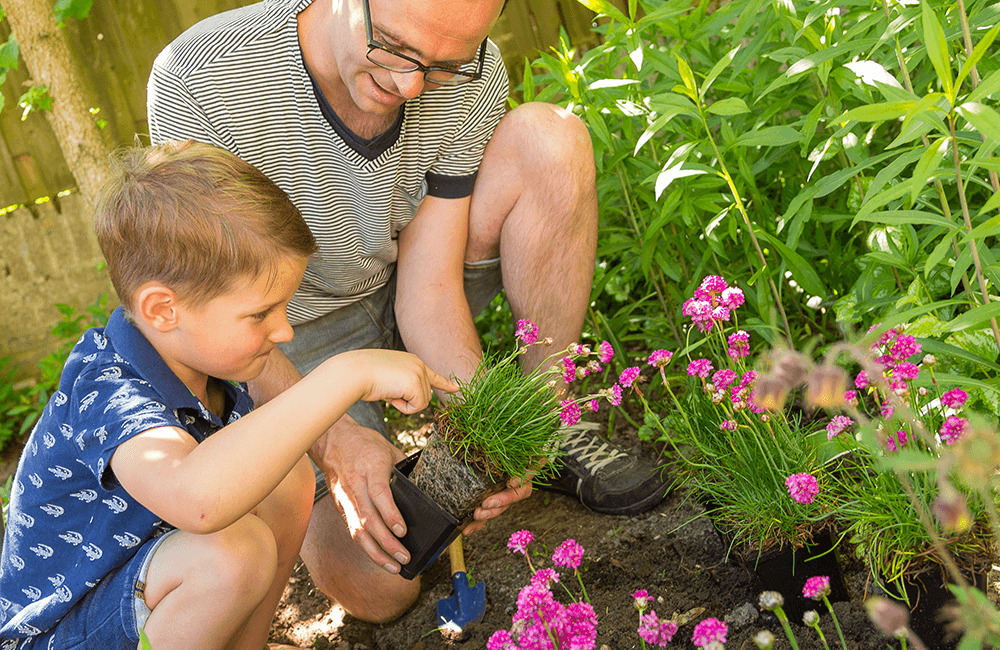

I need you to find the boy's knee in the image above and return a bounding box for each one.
[339,576,421,623]
[211,516,278,596]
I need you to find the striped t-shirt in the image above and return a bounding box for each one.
[147,0,509,325]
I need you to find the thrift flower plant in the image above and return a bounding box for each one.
[635,275,835,552]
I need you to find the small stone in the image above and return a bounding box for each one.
[725,602,759,628]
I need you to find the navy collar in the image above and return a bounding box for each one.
[104,307,251,423]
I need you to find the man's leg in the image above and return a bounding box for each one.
[279,287,422,622]
[467,101,669,516]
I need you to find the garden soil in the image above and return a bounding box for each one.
[266,413,999,650]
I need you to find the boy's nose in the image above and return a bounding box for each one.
[270,317,294,344]
[391,70,426,99]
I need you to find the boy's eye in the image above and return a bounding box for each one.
[251,308,273,321]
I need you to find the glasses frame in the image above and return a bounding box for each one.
[362,0,486,87]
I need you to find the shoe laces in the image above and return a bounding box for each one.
[562,423,627,472]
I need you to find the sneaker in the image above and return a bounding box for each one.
[540,422,669,515]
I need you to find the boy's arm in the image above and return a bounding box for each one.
[247,347,415,552]
[111,349,454,535]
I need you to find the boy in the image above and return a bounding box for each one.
[0,140,455,650]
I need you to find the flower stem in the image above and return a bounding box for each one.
[773,606,801,650]
[575,569,590,603]
[823,596,848,650]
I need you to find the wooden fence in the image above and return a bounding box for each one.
[0,0,615,379]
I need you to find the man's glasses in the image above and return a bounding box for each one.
[362,0,486,87]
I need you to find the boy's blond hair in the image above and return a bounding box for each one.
[95,140,318,312]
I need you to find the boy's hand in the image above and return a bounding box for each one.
[464,474,534,535]
[353,350,459,413]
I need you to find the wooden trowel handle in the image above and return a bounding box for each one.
[448,536,466,575]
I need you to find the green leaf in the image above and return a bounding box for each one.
[701,46,740,100]
[654,163,708,199]
[574,0,629,24]
[0,35,18,70]
[856,209,956,229]
[956,23,999,95]
[910,136,949,203]
[757,231,826,296]
[969,69,1000,104]
[924,230,957,277]
[675,54,698,97]
[589,79,640,90]
[584,106,612,149]
[140,628,154,650]
[731,126,803,148]
[706,97,749,116]
[521,57,534,103]
[944,302,1000,333]
[921,1,954,98]
[957,102,1000,144]
[836,101,914,124]
[977,189,1000,217]
[52,0,93,24]
[919,340,1000,372]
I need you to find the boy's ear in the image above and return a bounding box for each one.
[135,282,182,333]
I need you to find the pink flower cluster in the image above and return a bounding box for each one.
[516,319,539,346]
[862,327,923,394]
[887,429,908,451]
[488,585,598,650]
[941,388,968,409]
[683,276,745,334]
[691,617,728,646]
[785,472,819,504]
[802,575,831,600]
[826,415,853,440]
[940,416,968,445]
[494,534,597,650]
[638,610,678,647]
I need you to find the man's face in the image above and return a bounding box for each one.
[334,0,502,116]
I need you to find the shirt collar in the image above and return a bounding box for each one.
[104,307,253,422]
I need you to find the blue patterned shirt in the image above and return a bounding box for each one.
[0,307,254,642]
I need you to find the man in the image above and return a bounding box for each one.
[147,0,667,622]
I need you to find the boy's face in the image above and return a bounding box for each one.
[165,256,307,385]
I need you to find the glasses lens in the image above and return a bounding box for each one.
[367,48,419,73]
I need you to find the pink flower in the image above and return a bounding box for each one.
[560,399,581,427]
[619,366,641,388]
[552,539,585,570]
[608,384,623,407]
[727,330,750,359]
[712,369,737,390]
[562,357,577,384]
[688,359,713,378]
[648,349,673,368]
[940,416,968,445]
[638,610,678,647]
[515,319,538,346]
[722,286,744,309]
[588,399,599,412]
[692,617,728,646]
[785,473,819,504]
[826,415,853,440]
[507,530,534,554]
[892,361,920,381]
[803,576,831,600]
[941,388,968,409]
[711,306,732,322]
[844,390,858,404]
[597,340,615,364]
[881,404,895,420]
[488,630,518,650]
[887,429,908,451]
[632,589,652,610]
[855,371,869,389]
[890,334,921,362]
[531,568,560,588]
[720,419,737,431]
[700,275,729,294]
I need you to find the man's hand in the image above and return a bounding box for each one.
[464,474,534,535]
[312,415,412,574]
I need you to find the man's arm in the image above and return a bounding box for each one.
[395,194,533,532]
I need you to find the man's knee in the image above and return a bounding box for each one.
[495,102,596,193]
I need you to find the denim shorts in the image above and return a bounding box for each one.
[279,261,503,500]
[20,529,178,650]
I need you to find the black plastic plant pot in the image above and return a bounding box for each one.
[886,566,987,650]
[749,531,850,624]
[389,450,466,580]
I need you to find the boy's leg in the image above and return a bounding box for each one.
[143,456,313,650]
